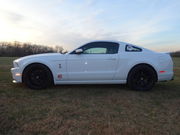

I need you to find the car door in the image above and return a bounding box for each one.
[82,42,119,80]
[67,41,119,81]
[66,53,86,81]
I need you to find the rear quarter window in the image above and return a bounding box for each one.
[125,45,142,52]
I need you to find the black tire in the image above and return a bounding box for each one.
[127,64,157,91]
[22,63,53,89]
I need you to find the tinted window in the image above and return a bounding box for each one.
[71,42,119,54]
[125,45,142,52]
[84,47,107,54]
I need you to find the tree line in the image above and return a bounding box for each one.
[0,41,67,57]
[170,51,180,57]
[0,41,179,57]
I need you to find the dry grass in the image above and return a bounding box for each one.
[0,57,180,135]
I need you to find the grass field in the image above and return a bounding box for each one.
[0,57,180,135]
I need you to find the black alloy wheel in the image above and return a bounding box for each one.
[127,65,157,91]
[23,64,53,89]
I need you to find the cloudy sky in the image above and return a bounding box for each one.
[0,0,180,52]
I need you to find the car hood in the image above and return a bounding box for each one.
[14,53,66,63]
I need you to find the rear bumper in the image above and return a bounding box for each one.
[158,71,174,82]
[11,67,22,83]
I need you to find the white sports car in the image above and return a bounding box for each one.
[11,41,174,91]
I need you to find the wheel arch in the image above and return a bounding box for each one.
[22,62,54,84]
[127,63,158,82]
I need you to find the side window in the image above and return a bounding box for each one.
[125,45,142,52]
[71,42,119,54]
[84,47,107,54]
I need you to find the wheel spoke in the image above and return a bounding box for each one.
[132,68,154,89]
[28,68,48,86]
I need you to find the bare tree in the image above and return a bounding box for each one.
[0,41,66,57]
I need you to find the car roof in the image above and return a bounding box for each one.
[68,40,155,54]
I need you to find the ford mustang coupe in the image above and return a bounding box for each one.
[11,41,174,91]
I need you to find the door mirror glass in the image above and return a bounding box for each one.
[75,49,83,54]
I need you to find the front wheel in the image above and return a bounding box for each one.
[22,64,53,89]
[127,65,157,91]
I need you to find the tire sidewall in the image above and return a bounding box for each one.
[127,65,156,91]
[23,64,53,90]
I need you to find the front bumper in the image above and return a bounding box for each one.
[11,67,22,83]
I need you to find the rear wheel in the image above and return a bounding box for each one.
[127,65,157,91]
[23,64,53,89]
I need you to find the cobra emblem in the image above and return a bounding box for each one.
[59,64,62,69]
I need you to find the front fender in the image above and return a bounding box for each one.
[20,58,55,81]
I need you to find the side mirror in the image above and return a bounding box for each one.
[75,49,83,54]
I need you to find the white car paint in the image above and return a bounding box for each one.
[11,41,174,85]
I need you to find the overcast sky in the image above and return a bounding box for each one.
[0,0,180,52]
